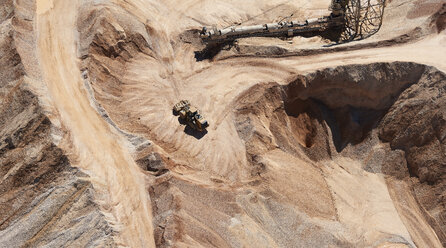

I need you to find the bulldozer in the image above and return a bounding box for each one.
[173,100,209,132]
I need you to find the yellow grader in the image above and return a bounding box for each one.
[173,100,209,132]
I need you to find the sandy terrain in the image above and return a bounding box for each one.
[0,0,445,247]
[36,0,155,246]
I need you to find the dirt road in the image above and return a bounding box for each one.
[36,0,155,247]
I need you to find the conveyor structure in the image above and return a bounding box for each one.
[200,0,385,43]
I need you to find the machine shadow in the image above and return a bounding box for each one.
[176,116,207,139]
[193,26,345,60]
[194,41,234,61]
[184,125,208,139]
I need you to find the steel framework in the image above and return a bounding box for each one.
[340,0,386,41]
[199,0,386,44]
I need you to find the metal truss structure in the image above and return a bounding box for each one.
[340,0,386,41]
[200,0,386,44]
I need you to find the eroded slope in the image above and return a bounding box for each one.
[0,0,115,246]
[233,62,445,247]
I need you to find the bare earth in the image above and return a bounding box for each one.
[0,0,445,247]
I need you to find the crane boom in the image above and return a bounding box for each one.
[200,14,344,43]
[199,0,386,44]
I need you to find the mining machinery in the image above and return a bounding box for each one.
[200,0,385,44]
[173,100,209,132]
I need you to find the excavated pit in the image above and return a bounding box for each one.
[82,21,446,243]
[139,61,446,247]
[1,0,445,247]
[73,3,446,245]
[234,62,446,246]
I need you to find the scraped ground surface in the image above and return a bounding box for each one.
[0,0,445,247]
